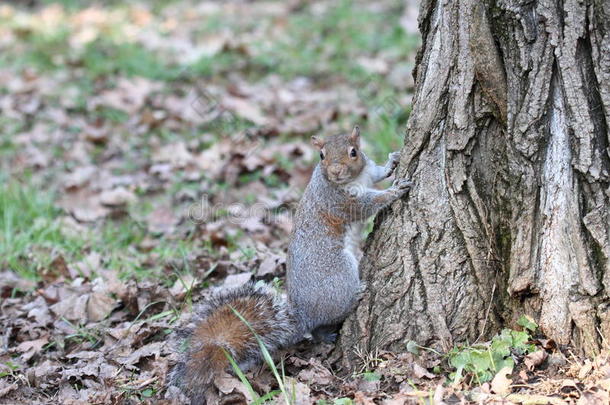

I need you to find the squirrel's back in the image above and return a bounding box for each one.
[168,282,296,403]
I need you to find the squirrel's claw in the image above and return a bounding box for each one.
[393,179,414,190]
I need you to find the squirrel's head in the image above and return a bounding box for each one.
[312,125,366,185]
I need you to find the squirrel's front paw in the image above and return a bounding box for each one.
[393,178,414,190]
[385,151,401,177]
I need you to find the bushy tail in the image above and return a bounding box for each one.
[168,282,298,403]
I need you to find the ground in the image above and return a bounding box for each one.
[0,1,609,404]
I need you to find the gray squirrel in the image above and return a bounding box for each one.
[168,126,413,403]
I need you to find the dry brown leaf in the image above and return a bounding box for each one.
[0,271,36,297]
[535,338,558,351]
[49,292,88,321]
[63,166,97,190]
[14,336,49,362]
[152,141,193,167]
[524,350,548,371]
[59,189,110,222]
[241,216,268,234]
[257,254,284,277]
[222,95,267,126]
[24,296,53,325]
[0,381,18,398]
[69,251,102,279]
[354,391,376,405]
[577,390,610,405]
[214,372,254,403]
[598,378,610,390]
[40,254,71,283]
[147,205,179,234]
[284,377,311,405]
[412,363,434,379]
[87,290,116,322]
[222,273,252,289]
[577,359,594,380]
[116,342,164,367]
[169,274,197,300]
[490,366,512,395]
[297,360,334,386]
[99,187,136,206]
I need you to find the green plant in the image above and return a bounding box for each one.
[140,388,154,398]
[361,372,381,382]
[447,316,538,385]
[0,361,20,378]
[332,399,354,405]
[62,318,103,348]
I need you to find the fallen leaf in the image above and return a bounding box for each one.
[99,187,136,206]
[169,274,197,300]
[257,254,284,277]
[116,342,164,367]
[14,336,49,361]
[297,360,334,386]
[354,391,376,405]
[490,366,512,395]
[222,95,267,126]
[289,379,313,405]
[0,381,18,398]
[222,273,252,289]
[524,350,548,371]
[40,254,71,284]
[63,166,96,190]
[87,290,116,322]
[147,205,178,234]
[412,363,434,379]
[59,189,110,222]
[597,378,610,391]
[24,296,53,325]
[214,372,253,403]
[152,141,193,168]
[69,251,102,279]
[49,292,88,321]
[0,271,36,297]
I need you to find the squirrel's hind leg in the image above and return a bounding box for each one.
[311,324,340,343]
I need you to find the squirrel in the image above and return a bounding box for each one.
[167,126,413,403]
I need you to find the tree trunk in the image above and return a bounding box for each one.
[338,0,610,370]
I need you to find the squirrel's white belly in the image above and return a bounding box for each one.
[345,224,363,261]
[342,160,376,262]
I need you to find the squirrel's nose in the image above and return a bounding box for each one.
[329,165,342,177]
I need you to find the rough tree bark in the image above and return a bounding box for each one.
[339,0,610,369]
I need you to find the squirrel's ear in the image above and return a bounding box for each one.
[349,125,360,145]
[311,136,325,149]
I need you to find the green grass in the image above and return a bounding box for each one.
[0,181,83,278]
[256,0,418,79]
[79,40,182,80]
[0,118,23,167]
[0,180,201,282]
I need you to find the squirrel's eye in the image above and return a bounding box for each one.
[350,148,357,158]
[320,151,325,160]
